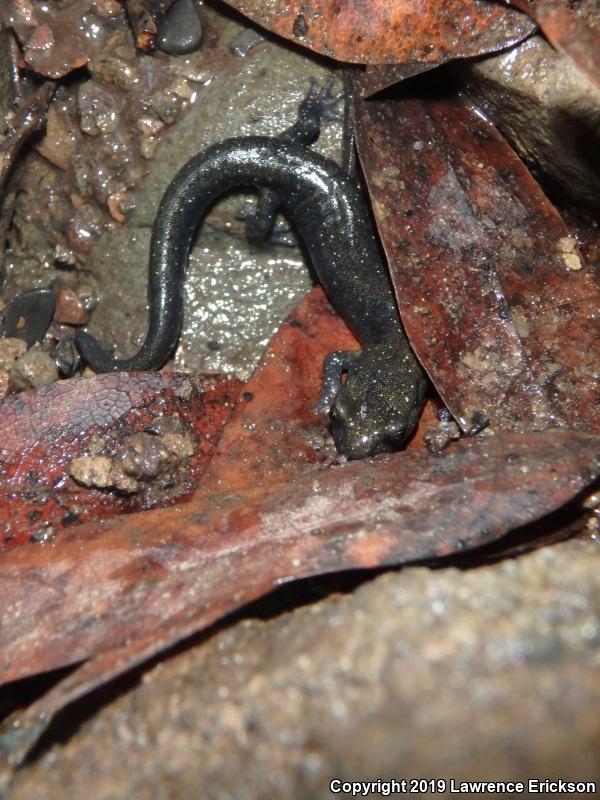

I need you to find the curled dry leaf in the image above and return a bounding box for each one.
[222,0,535,65]
[355,92,600,435]
[0,372,241,548]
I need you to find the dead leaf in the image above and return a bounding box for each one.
[355,92,600,434]
[356,63,438,98]
[2,290,599,692]
[1,428,599,771]
[0,372,240,548]
[222,0,535,65]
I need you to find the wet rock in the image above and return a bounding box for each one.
[77,81,122,136]
[0,337,27,371]
[29,524,56,544]
[9,347,59,391]
[458,35,600,210]
[149,87,186,125]
[68,455,114,489]
[88,48,140,91]
[157,0,203,56]
[53,287,89,325]
[6,0,109,80]
[2,289,56,346]
[7,539,600,797]
[35,103,77,171]
[93,0,122,17]
[124,0,158,51]
[74,276,99,313]
[65,202,103,254]
[424,417,461,455]
[54,336,81,377]
[137,115,166,159]
[230,27,265,58]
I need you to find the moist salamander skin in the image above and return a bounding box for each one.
[76,137,428,457]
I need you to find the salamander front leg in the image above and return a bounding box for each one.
[315,349,360,413]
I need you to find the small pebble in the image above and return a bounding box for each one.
[78,81,121,136]
[0,370,9,399]
[149,89,183,124]
[424,420,461,455]
[0,337,27,371]
[70,454,140,493]
[55,337,81,377]
[92,0,121,17]
[10,348,60,391]
[157,0,203,55]
[230,27,265,57]
[74,277,99,313]
[54,288,89,325]
[69,455,115,489]
[30,526,56,544]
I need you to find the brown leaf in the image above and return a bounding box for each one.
[510,0,600,90]
[2,290,600,693]
[355,92,600,434]
[0,372,240,548]
[222,0,535,65]
[356,63,438,98]
[2,429,599,770]
[2,288,600,771]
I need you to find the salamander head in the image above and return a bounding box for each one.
[329,336,428,460]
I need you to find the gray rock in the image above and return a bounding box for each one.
[458,35,600,210]
[8,539,600,798]
[9,346,58,390]
[157,0,203,56]
[0,337,26,371]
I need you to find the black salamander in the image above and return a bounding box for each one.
[76,137,428,458]
[76,84,428,458]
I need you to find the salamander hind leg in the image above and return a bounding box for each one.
[242,76,345,246]
[237,193,293,247]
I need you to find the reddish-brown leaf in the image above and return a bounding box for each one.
[0,373,240,548]
[2,429,599,769]
[355,93,600,435]
[509,0,600,90]
[222,0,535,65]
[2,290,600,694]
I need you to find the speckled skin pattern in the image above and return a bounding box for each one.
[76,139,428,457]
